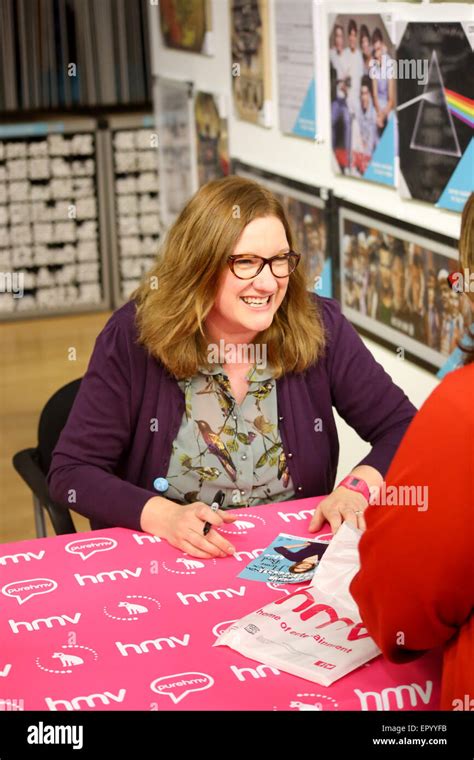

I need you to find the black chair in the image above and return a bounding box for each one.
[12,378,88,537]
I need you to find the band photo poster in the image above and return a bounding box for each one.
[329,12,396,186]
[158,0,213,55]
[339,202,470,373]
[194,92,230,186]
[233,161,333,298]
[230,0,273,127]
[396,21,474,212]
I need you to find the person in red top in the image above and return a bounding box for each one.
[351,194,474,711]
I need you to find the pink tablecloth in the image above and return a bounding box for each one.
[0,497,442,711]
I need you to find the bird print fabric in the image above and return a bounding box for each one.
[164,362,295,508]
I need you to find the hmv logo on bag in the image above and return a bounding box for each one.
[274,587,370,641]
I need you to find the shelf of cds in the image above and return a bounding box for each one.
[0,112,162,320]
[0,118,111,320]
[102,113,162,305]
[0,0,152,113]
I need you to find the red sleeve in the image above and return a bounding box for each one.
[350,366,474,662]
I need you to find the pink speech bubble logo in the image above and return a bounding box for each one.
[2,578,58,605]
[65,537,117,560]
[150,672,214,704]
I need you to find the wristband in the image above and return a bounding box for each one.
[337,476,370,503]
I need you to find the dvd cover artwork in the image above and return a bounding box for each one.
[397,22,474,212]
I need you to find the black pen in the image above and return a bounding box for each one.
[203,490,226,536]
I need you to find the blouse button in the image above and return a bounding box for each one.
[232,414,238,420]
[278,415,284,421]
[240,489,245,495]
[287,452,293,458]
[297,486,303,492]
[153,477,169,492]
[241,454,247,461]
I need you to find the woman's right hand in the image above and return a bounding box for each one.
[140,496,238,559]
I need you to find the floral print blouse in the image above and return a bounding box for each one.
[164,361,295,508]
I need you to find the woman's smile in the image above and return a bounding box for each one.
[239,294,274,310]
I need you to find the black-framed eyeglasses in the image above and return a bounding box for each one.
[227,251,301,280]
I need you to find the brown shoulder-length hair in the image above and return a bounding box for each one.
[458,192,474,366]
[130,175,326,379]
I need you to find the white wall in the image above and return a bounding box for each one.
[148,0,467,480]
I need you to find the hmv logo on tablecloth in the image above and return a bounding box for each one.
[354,681,433,711]
[233,548,264,563]
[115,633,191,657]
[278,509,333,542]
[2,578,57,605]
[150,672,214,705]
[9,612,81,634]
[0,549,45,565]
[177,585,246,605]
[74,567,142,585]
[132,533,161,545]
[45,689,127,711]
[278,509,316,524]
[65,537,117,560]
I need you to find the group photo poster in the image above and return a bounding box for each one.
[338,201,470,373]
[328,11,396,186]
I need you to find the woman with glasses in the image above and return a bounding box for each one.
[48,176,416,558]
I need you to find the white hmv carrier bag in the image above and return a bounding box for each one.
[215,522,381,685]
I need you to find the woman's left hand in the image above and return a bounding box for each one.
[308,486,368,534]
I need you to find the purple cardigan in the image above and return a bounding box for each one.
[47,296,417,531]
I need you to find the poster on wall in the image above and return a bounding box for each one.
[230,0,273,127]
[154,77,197,226]
[275,0,317,139]
[194,92,230,186]
[397,22,474,212]
[328,12,396,185]
[158,0,213,55]
[233,161,333,298]
[338,201,470,373]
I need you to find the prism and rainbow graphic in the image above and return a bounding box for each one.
[444,89,474,129]
[397,50,473,158]
[397,44,473,210]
